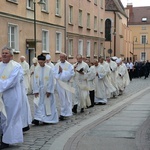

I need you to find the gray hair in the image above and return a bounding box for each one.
[2,46,14,56]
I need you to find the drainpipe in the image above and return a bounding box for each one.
[64,0,67,56]
[114,11,116,56]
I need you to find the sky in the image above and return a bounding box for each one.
[121,0,150,7]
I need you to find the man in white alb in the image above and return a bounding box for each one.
[0,47,23,149]
[53,53,75,120]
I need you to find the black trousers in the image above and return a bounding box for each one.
[89,90,95,106]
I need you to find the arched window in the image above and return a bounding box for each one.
[105,19,111,41]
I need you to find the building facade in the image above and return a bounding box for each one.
[0,0,133,64]
[105,0,132,60]
[66,0,105,63]
[0,0,65,64]
[126,3,150,62]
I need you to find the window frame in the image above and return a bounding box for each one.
[141,52,146,61]
[42,0,48,12]
[8,23,19,52]
[26,0,34,9]
[78,9,83,27]
[86,41,91,57]
[78,39,83,55]
[141,35,147,44]
[42,29,49,53]
[56,32,62,53]
[69,5,73,24]
[68,39,73,57]
[56,0,61,16]
[94,42,98,56]
[94,16,98,31]
[87,13,90,29]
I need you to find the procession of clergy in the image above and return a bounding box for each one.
[0,46,130,149]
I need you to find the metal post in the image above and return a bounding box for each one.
[34,1,36,57]
[133,40,134,62]
[144,41,146,61]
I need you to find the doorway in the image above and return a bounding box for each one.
[28,48,35,66]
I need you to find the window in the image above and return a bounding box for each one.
[141,52,146,61]
[94,42,97,56]
[94,0,97,5]
[141,35,147,44]
[42,30,49,53]
[142,26,146,30]
[8,24,18,51]
[101,0,104,8]
[78,10,82,27]
[68,39,73,56]
[69,5,73,24]
[105,19,111,41]
[87,41,90,57]
[78,40,83,55]
[87,13,90,29]
[27,0,33,9]
[42,0,48,12]
[56,0,61,16]
[7,0,17,3]
[142,17,147,22]
[94,16,97,31]
[100,19,103,33]
[56,32,62,52]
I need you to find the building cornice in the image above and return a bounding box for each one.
[0,12,65,30]
[67,32,105,41]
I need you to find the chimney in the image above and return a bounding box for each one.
[126,3,133,22]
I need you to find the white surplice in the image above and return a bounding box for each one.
[33,65,58,123]
[20,61,30,94]
[30,64,39,92]
[108,60,119,96]
[94,64,108,104]
[116,63,127,92]
[20,79,32,129]
[53,61,75,117]
[0,60,23,144]
[73,61,90,108]
[100,61,116,98]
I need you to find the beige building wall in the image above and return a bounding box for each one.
[66,0,105,63]
[0,0,65,64]
[104,11,132,60]
[129,25,150,61]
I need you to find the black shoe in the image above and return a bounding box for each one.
[98,102,106,105]
[42,122,49,125]
[80,108,84,113]
[0,142,9,149]
[59,115,65,121]
[72,105,77,114]
[87,105,94,108]
[22,125,30,132]
[32,119,39,125]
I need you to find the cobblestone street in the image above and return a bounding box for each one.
[10,77,150,150]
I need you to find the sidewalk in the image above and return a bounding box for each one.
[8,77,150,150]
[51,87,150,150]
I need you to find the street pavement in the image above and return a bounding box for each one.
[8,77,150,150]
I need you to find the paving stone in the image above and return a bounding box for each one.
[14,78,150,149]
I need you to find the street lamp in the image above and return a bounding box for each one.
[133,36,137,62]
[33,0,45,57]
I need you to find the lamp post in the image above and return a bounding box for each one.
[33,0,45,57]
[133,36,137,62]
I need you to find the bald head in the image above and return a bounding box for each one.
[60,52,67,63]
[20,56,26,62]
[76,54,83,63]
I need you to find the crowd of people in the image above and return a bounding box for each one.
[0,46,133,149]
